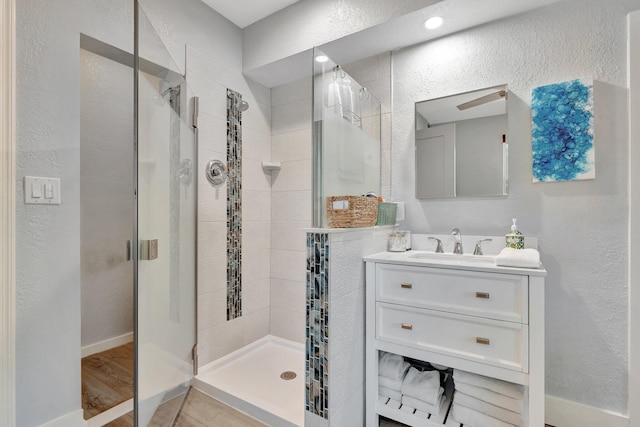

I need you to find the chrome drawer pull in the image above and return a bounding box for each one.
[401,323,413,330]
[475,292,490,299]
[476,337,491,345]
[401,283,413,289]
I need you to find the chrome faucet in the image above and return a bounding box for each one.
[451,228,463,254]
[428,237,443,253]
[473,238,493,255]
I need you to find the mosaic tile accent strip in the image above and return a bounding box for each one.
[305,233,329,419]
[227,89,243,320]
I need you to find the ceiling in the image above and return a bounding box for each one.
[200,0,302,28]
[243,0,561,87]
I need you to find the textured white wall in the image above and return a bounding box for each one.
[79,49,134,349]
[392,0,634,413]
[16,2,132,425]
[243,0,441,72]
[140,0,242,75]
[16,0,244,424]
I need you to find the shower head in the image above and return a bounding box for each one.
[238,100,249,112]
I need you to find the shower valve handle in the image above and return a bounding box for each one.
[206,159,227,186]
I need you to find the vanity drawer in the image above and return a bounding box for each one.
[377,302,528,372]
[376,264,528,323]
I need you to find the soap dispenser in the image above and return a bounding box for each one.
[506,218,525,249]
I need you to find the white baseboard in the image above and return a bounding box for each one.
[40,409,85,427]
[546,394,629,427]
[85,399,133,427]
[81,332,133,358]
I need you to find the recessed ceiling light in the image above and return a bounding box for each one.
[424,16,444,30]
[315,55,329,63]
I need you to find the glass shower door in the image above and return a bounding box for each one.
[134,3,197,425]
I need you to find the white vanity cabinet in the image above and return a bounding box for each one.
[364,253,546,427]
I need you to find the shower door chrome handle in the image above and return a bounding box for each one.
[140,239,159,261]
[127,240,158,261]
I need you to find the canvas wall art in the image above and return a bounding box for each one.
[531,79,595,182]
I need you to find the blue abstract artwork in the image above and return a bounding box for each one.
[531,79,595,182]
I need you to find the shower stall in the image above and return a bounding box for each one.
[13,0,391,424]
[78,2,198,425]
[34,1,383,425]
[193,47,382,427]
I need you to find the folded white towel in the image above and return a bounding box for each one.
[378,352,411,381]
[401,367,442,405]
[455,382,523,414]
[402,371,454,416]
[378,375,403,390]
[400,404,416,415]
[453,370,524,400]
[379,385,402,401]
[495,247,541,268]
[414,409,431,420]
[452,403,518,427]
[401,394,446,416]
[387,398,402,410]
[455,392,523,426]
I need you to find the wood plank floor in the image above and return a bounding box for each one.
[83,342,268,426]
[108,393,556,427]
[106,388,268,427]
[85,345,555,426]
[103,388,558,427]
[82,342,134,420]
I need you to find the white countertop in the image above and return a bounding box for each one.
[364,250,547,277]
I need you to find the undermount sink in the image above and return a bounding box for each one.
[408,251,496,264]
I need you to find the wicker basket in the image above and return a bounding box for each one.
[376,202,397,226]
[326,196,378,228]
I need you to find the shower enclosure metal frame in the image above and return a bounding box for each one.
[133,5,140,422]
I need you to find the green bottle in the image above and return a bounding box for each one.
[505,218,525,249]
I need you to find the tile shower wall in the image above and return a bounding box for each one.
[304,228,389,427]
[187,45,273,366]
[270,77,313,343]
[269,54,391,344]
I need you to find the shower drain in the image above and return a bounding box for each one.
[280,371,297,380]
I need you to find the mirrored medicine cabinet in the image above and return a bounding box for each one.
[415,84,509,199]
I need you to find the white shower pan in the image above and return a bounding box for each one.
[194,335,305,427]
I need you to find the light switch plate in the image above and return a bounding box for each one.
[24,176,61,205]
